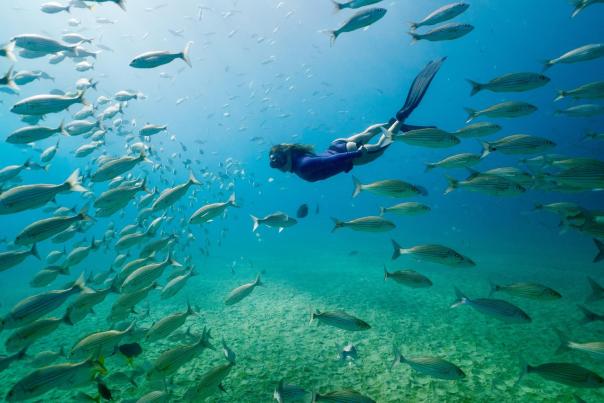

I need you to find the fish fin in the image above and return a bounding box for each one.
[181,41,193,67]
[65,168,88,193]
[278,227,284,233]
[479,141,492,159]
[488,280,499,297]
[409,21,419,30]
[578,304,598,324]
[330,217,343,233]
[250,215,259,232]
[117,0,127,11]
[466,79,483,96]
[514,358,528,387]
[383,265,389,281]
[2,66,19,91]
[379,207,386,216]
[227,193,237,207]
[319,29,338,47]
[444,176,458,195]
[451,287,468,308]
[255,273,263,286]
[593,239,604,263]
[408,31,420,45]
[188,170,201,185]
[218,383,227,393]
[586,276,604,302]
[464,108,477,124]
[351,175,362,198]
[391,239,402,260]
[30,243,40,260]
[3,41,16,62]
[553,328,570,354]
[78,203,94,222]
[73,272,86,291]
[554,90,566,102]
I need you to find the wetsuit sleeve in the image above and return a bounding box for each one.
[296,151,362,182]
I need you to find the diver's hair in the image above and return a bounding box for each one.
[269,143,315,155]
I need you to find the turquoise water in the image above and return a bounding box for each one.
[1,0,604,402]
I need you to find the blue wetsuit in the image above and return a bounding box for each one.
[285,57,446,183]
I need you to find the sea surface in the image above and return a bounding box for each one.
[0,0,603,402]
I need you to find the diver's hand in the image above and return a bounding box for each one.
[357,145,368,156]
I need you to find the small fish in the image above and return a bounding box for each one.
[225,274,263,305]
[29,346,66,367]
[391,239,475,267]
[152,171,201,211]
[251,212,297,232]
[70,322,135,358]
[489,281,561,300]
[296,203,309,218]
[182,339,236,400]
[445,174,526,196]
[145,302,197,342]
[118,342,143,362]
[481,134,556,158]
[517,360,604,388]
[454,122,502,138]
[465,101,537,123]
[310,310,370,331]
[274,379,309,403]
[384,266,432,288]
[15,205,92,245]
[0,244,39,272]
[130,42,192,69]
[332,0,383,12]
[391,343,464,380]
[392,127,460,148]
[555,104,604,117]
[139,124,167,137]
[379,202,430,216]
[409,23,474,43]
[555,329,604,358]
[426,153,481,171]
[352,176,427,198]
[467,72,550,96]
[332,216,395,233]
[451,287,531,323]
[544,43,604,70]
[325,8,387,46]
[410,2,470,30]
[0,348,28,373]
[189,194,236,224]
[11,91,86,115]
[7,122,65,144]
[312,389,375,402]
[555,81,604,101]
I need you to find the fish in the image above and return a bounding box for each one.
[274,379,309,403]
[182,340,236,400]
[94,179,148,210]
[391,343,464,380]
[426,153,481,171]
[6,357,106,401]
[161,267,196,299]
[310,310,370,331]
[555,81,604,101]
[481,134,556,158]
[392,127,460,148]
[0,244,39,272]
[586,276,604,302]
[409,23,474,43]
[11,34,80,55]
[516,360,604,388]
[296,203,309,218]
[332,0,383,12]
[62,33,93,44]
[251,212,298,232]
[594,239,604,263]
[555,329,604,358]
[579,305,604,324]
[189,194,236,224]
[5,316,67,352]
[145,302,197,342]
[1,274,85,329]
[130,41,192,68]
[391,239,475,267]
[225,273,263,305]
[0,160,35,183]
[91,152,149,182]
[409,2,470,30]
[121,251,182,293]
[29,346,66,367]
[451,287,532,323]
[325,8,387,46]
[70,322,135,358]
[86,0,126,10]
[0,348,28,373]
[464,101,537,123]
[40,2,71,14]
[6,122,65,144]
[467,72,550,96]
[445,174,526,196]
[136,390,171,403]
[15,205,92,245]
[64,284,117,325]
[379,202,430,216]
[555,104,604,117]
[352,176,427,198]
[312,389,375,402]
[454,122,502,138]
[489,281,561,300]
[544,43,604,70]
[152,171,201,211]
[0,66,18,91]
[384,266,432,288]
[11,90,86,116]
[118,342,143,363]
[331,216,395,232]
[139,124,167,137]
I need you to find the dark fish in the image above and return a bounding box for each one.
[97,380,113,401]
[578,305,604,324]
[517,360,604,388]
[296,203,309,218]
[118,343,142,363]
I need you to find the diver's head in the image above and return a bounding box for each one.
[269,145,290,172]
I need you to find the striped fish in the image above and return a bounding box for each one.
[464,101,537,123]
[0,169,86,214]
[467,72,550,96]
[5,316,67,352]
[551,164,604,189]
[139,234,177,258]
[6,123,64,144]
[426,152,481,171]
[310,310,370,331]
[454,122,502,138]
[393,128,460,148]
[0,348,27,373]
[391,239,475,267]
[312,389,375,403]
[544,43,604,70]
[480,167,535,188]
[517,360,604,388]
[409,2,470,30]
[1,273,85,329]
[555,104,604,117]
[555,329,604,357]
[151,171,201,211]
[91,152,149,182]
[224,273,263,305]
[352,176,427,198]
[109,282,157,322]
[391,343,465,380]
[70,322,135,358]
[30,265,69,288]
[183,342,236,401]
[556,81,604,101]
[489,282,561,300]
[15,205,92,245]
[121,251,182,293]
[445,174,526,196]
[578,305,604,324]
[384,267,432,288]
[145,303,196,342]
[146,327,214,380]
[0,244,39,272]
[379,202,430,216]
[136,390,171,403]
[481,134,556,158]
[452,287,532,323]
[409,23,474,43]
[331,216,395,233]
[64,284,117,325]
[274,379,309,403]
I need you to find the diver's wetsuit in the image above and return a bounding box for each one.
[287,57,446,183]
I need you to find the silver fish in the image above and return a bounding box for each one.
[224,273,263,305]
[310,310,370,331]
[544,43,604,70]
[326,8,387,46]
[451,287,531,323]
[331,216,395,232]
[467,72,550,96]
[409,23,473,43]
[384,266,432,288]
[410,2,470,30]
[11,91,86,115]
[391,239,475,267]
[465,101,537,123]
[130,42,192,69]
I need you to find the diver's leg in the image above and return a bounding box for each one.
[337,122,387,146]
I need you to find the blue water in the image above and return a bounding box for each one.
[1,0,604,402]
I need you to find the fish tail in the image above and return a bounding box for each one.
[351,175,363,198]
[311,392,318,403]
[578,304,598,324]
[408,31,421,45]
[309,309,319,325]
[390,339,402,369]
[554,90,566,102]
[255,273,263,286]
[466,79,483,96]
[479,141,491,159]
[514,358,528,387]
[586,276,604,302]
[117,0,127,11]
[73,272,87,291]
[250,215,259,232]
[383,265,389,281]
[409,21,419,31]
[62,311,74,326]
[390,239,402,260]
[464,107,477,123]
[30,243,40,260]
[78,203,93,222]
[77,89,89,106]
[533,203,543,211]
[188,170,202,185]
[320,29,338,47]
[451,287,468,308]
[331,0,344,12]
[488,280,499,297]
[424,163,435,172]
[541,59,553,72]
[593,239,604,263]
[330,217,344,233]
[181,41,193,67]
[228,193,237,207]
[2,66,19,91]
[3,41,16,62]
[58,120,67,136]
[65,169,88,193]
[379,207,386,216]
[553,328,571,354]
[444,176,459,195]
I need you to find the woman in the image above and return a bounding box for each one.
[269,57,446,182]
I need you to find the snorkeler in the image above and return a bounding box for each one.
[269,57,446,182]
